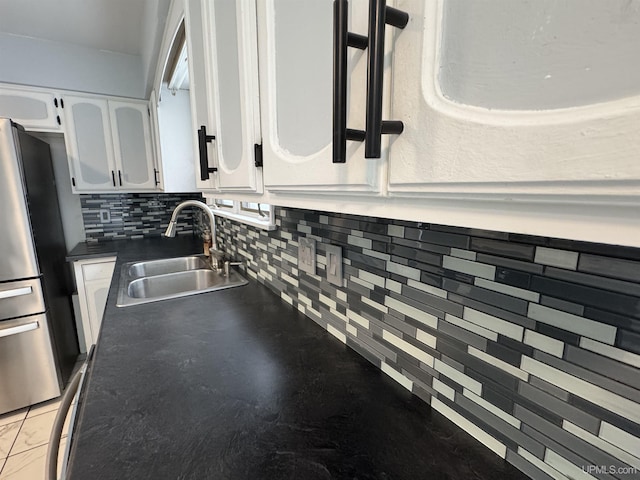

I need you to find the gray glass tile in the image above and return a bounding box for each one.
[532,350,640,403]
[470,238,535,261]
[389,243,442,266]
[391,236,451,255]
[516,405,631,476]
[545,267,640,298]
[517,382,601,435]
[505,451,555,480]
[579,254,640,283]
[443,279,529,316]
[530,275,640,320]
[495,268,531,289]
[564,345,640,391]
[447,293,535,330]
[540,296,584,316]
[400,284,464,318]
[438,319,488,352]
[456,393,545,458]
[584,307,640,334]
[617,329,640,356]
[404,227,470,249]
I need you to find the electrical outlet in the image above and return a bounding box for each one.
[298,237,316,275]
[325,244,343,286]
[99,209,111,223]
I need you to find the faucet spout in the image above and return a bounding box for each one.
[164,200,218,251]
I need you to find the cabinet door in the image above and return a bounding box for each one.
[185,0,217,190]
[202,0,262,193]
[387,0,640,199]
[109,101,157,190]
[63,96,116,192]
[258,0,383,193]
[0,86,62,131]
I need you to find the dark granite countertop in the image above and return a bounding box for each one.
[66,237,527,480]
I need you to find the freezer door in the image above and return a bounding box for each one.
[0,278,46,321]
[0,119,39,282]
[0,314,61,414]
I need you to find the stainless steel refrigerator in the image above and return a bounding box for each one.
[0,118,79,414]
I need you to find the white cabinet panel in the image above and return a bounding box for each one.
[202,0,262,193]
[0,85,63,131]
[64,96,116,191]
[387,0,640,200]
[185,0,217,191]
[73,257,116,352]
[109,101,156,190]
[258,0,384,193]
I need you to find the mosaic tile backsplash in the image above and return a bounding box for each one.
[216,207,640,480]
[80,193,203,242]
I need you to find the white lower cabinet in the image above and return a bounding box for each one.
[73,257,116,352]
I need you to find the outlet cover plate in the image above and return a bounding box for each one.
[325,244,343,286]
[298,237,316,275]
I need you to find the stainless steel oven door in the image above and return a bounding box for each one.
[0,313,61,414]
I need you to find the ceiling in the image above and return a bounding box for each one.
[0,0,147,55]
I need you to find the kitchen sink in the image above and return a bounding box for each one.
[127,256,210,279]
[116,255,248,307]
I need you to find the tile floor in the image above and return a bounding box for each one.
[0,359,84,480]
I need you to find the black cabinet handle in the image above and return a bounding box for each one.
[118,170,123,186]
[198,125,217,180]
[364,0,408,158]
[154,168,160,186]
[333,0,367,164]
[111,170,116,187]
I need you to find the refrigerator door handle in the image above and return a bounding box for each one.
[0,320,39,338]
[0,286,33,300]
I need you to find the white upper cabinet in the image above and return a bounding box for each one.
[109,101,156,190]
[64,95,157,192]
[185,0,216,191]
[201,0,262,193]
[258,0,384,194]
[387,0,640,200]
[64,96,116,191]
[0,84,63,132]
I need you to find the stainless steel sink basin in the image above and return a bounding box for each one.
[116,255,248,307]
[127,256,209,279]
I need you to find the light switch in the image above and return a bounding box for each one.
[325,244,343,286]
[298,237,316,275]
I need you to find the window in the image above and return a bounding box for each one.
[204,196,277,231]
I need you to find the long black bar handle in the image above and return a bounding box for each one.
[365,0,408,158]
[198,125,217,181]
[333,0,367,164]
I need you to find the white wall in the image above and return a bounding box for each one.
[0,33,145,98]
[157,84,196,192]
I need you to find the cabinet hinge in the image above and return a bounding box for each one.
[71,177,76,187]
[254,144,263,168]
